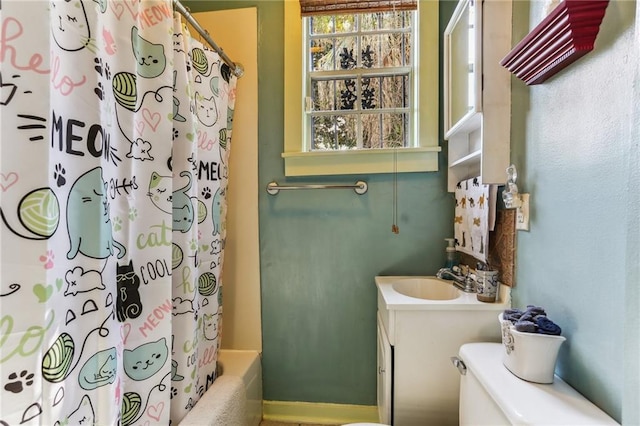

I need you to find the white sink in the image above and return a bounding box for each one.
[376,276,510,310]
[392,277,460,301]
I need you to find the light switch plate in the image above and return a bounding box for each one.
[516,193,530,231]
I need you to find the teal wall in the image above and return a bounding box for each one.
[184,0,455,406]
[510,0,638,423]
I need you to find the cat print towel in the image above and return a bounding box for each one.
[454,177,497,262]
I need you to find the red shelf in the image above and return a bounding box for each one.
[500,0,609,85]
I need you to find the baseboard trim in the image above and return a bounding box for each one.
[262,400,379,424]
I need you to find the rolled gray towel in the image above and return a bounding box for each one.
[503,308,523,323]
[525,305,546,316]
[536,316,562,335]
[514,320,537,333]
[519,313,535,322]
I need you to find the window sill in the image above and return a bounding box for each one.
[282,147,441,176]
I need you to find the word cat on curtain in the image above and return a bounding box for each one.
[0,1,238,424]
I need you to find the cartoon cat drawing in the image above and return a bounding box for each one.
[202,312,219,341]
[50,0,93,52]
[226,106,235,132]
[171,359,184,381]
[116,261,143,322]
[221,63,232,84]
[195,91,218,127]
[78,348,117,390]
[211,187,224,236]
[123,338,168,381]
[147,172,172,214]
[172,171,195,233]
[66,167,126,260]
[173,95,186,122]
[147,171,194,232]
[64,394,95,426]
[132,26,166,79]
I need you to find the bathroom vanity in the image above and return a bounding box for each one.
[375,276,510,425]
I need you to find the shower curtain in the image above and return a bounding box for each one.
[0,1,237,424]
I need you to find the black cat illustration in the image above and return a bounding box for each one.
[116,261,143,322]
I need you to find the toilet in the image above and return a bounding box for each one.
[347,342,618,426]
[457,342,619,425]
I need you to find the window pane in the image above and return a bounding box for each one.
[312,115,336,150]
[361,114,382,148]
[361,35,380,68]
[334,15,356,33]
[360,113,407,148]
[402,33,412,66]
[336,115,358,149]
[361,77,378,110]
[336,37,357,70]
[338,78,357,110]
[382,113,407,148]
[380,11,411,30]
[310,15,356,35]
[311,16,333,35]
[311,80,337,111]
[311,115,358,150]
[381,32,411,67]
[310,38,334,71]
[360,13,380,31]
[381,75,409,108]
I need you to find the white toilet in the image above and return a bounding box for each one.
[457,342,619,425]
[346,342,618,426]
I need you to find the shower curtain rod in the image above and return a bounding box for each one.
[173,0,245,78]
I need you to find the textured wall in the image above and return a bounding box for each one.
[510,1,637,422]
[624,5,640,424]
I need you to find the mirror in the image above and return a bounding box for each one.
[444,0,482,137]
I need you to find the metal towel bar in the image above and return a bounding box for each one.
[266,181,368,195]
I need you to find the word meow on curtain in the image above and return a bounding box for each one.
[0,0,238,424]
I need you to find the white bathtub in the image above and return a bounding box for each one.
[179,349,262,426]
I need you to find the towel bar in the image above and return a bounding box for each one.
[266,181,368,195]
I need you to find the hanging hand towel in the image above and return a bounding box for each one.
[454,177,495,262]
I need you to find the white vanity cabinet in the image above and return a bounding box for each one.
[444,0,512,192]
[376,313,392,425]
[376,277,509,425]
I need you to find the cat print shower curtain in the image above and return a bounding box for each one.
[0,0,237,423]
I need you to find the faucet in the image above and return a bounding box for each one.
[437,266,476,293]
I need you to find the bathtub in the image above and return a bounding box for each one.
[179,349,262,426]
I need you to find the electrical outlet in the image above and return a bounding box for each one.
[516,193,530,231]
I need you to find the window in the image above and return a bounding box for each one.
[284,1,440,176]
[306,12,414,150]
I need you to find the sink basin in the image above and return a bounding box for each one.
[391,277,460,301]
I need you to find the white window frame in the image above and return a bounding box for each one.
[283,0,440,177]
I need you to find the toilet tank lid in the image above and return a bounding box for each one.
[459,343,619,426]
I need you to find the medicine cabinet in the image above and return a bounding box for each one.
[444,0,512,192]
